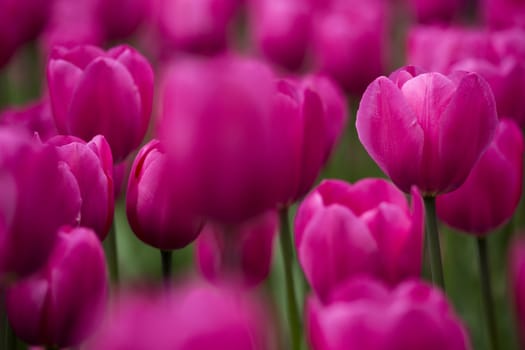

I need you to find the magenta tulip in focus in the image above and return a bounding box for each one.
[86,281,275,349]
[0,127,81,282]
[127,139,203,250]
[250,0,312,71]
[295,178,424,301]
[436,119,524,235]
[406,0,464,23]
[47,44,154,161]
[47,135,115,240]
[307,278,470,350]
[510,238,525,347]
[196,211,278,287]
[312,0,388,95]
[159,56,301,223]
[0,100,58,142]
[356,66,498,195]
[6,226,108,348]
[482,0,525,29]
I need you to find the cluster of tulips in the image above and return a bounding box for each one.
[1,0,525,349]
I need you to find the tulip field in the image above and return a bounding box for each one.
[1,0,525,349]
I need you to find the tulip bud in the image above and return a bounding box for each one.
[356,66,498,195]
[307,278,471,350]
[47,134,115,240]
[126,139,203,250]
[0,100,58,142]
[47,44,154,161]
[196,211,278,287]
[6,226,108,348]
[86,281,275,349]
[437,119,524,234]
[0,127,81,282]
[510,238,525,347]
[295,178,423,301]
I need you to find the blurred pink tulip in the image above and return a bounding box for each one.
[196,211,278,287]
[6,226,108,348]
[406,0,464,23]
[47,135,115,240]
[0,100,58,142]
[47,44,154,161]
[437,119,524,234]
[356,66,498,195]
[0,127,81,282]
[482,0,525,29]
[295,178,424,301]
[126,139,203,250]
[307,278,471,350]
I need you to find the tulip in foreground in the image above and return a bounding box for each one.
[437,119,524,234]
[356,66,498,195]
[295,178,424,301]
[47,44,154,161]
[6,226,108,348]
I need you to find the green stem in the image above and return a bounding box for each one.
[161,250,173,288]
[279,207,301,350]
[104,218,120,283]
[477,237,499,350]
[423,196,445,290]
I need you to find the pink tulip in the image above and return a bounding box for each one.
[356,66,498,195]
[312,0,388,94]
[437,119,524,234]
[47,135,115,240]
[6,226,108,348]
[482,0,525,29]
[250,0,312,71]
[196,211,278,287]
[295,178,424,301]
[158,55,296,223]
[0,100,58,142]
[406,0,464,23]
[126,139,203,250]
[307,278,471,350]
[47,44,154,161]
[0,127,81,282]
[86,281,275,349]
[510,238,525,347]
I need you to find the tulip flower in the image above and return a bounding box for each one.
[406,0,464,23]
[307,278,471,350]
[356,66,498,195]
[510,238,525,347]
[127,139,203,250]
[312,0,388,95]
[0,100,58,142]
[46,44,154,161]
[437,119,524,234]
[86,281,275,350]
[250,0,312,71]
[0,127,81,282]
[196,211,278,287]
[47,134,115,240]
[6,226,108,348]
[295,178,424,301]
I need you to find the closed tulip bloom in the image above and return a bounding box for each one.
[510,238,525,347]
[251,0,312,71]
[295,178,423,301]
[158,56,299,223]
[312,0,388,95]
[127,139,203,250]
[406,0,464,23]
[6,226,108,348]
[0,127,81,281]
[196,211,278,287]
[307,278,470,350]
[86,281,275,350]
[436,119,524,235]
[47,135,114,240]
[356,66,498,195]
[0,100,58,142]
[47,44,154,161]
